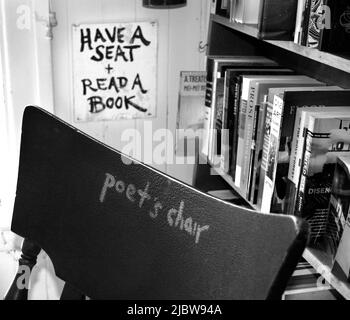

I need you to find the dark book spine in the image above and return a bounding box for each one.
[247,104,261,201]
[258,0,299,40]
[301,0,312,46]
[230,78,241,179]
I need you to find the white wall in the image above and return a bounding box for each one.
[0,0,210,299]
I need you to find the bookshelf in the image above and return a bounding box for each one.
[204,13,350,299]
[211,14,350,74]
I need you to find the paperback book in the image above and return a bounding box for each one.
[294,111,350,244]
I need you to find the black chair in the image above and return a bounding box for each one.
[5,106,308,300]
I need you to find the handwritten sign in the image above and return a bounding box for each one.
[72,21,158,122]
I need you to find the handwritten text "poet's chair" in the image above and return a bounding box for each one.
[5,106,308,300]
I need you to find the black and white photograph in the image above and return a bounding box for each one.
[1,0,350,307]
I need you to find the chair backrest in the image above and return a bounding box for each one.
[6,106,308,300]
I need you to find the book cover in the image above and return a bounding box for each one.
[332,212,350,283]
[319,0,350,55]
[326,156,350,261]
[295,113,350,245]
[176,71,207,155]
[258,0,299,40]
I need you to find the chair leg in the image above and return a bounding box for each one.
[4,238,41,300]
[60,283,86,300]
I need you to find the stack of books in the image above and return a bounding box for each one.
[202,55,350,250]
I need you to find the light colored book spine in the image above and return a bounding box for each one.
[260,94,284,213]
[257,101,273,211]
[288,109,309,192]
[295,117,315,216]
[220,72,230,173]
[240,81,257,197]
[294,0,307,44]
[234,77,250,189]
[210,0,217,14]
[208,68,220,164]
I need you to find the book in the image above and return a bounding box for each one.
[202,56,278,160]
[282,90,350,216]
[258,0,299,40]
[294,111,350,244]
[294,0,307,44]
[215,0,230,18]
[332,212,350,283]
[306,0,324,48]
[301,0,312,45]
[326,156,350,260]
[220,68,294,174]
[319,0,350,55]
[233,0,262,24]
[176,71,207,156]
[210,0,218,14]
[238,75,322,199]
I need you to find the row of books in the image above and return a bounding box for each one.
[202,55,350,247]
[211,0,350,55]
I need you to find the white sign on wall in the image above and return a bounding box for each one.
[72,21,158,122]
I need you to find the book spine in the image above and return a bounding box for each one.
[287,110,308,211]
[247,104,261,201]
[230,79,241,179]
[212,78,225,167]
[240,83,257,197]
[258,0,299,40]
[235,81,249,189]
[301,0,312,46]
[257,101,273,210]
[220,73,231,172]
[202,82,213,156]
[251,101,267,204]
[295,127,313,216]
[260,95,284,213]
[306,0,323,48]
[203,60,217,158]
[294,0,307,44]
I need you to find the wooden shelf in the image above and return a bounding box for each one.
[210,165,350,299]
[211,14,350,74]
[209,165,258,211]
[303,248,350,300]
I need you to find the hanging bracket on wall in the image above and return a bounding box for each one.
[198,41,208,53]
[35,11,58,40]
